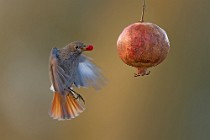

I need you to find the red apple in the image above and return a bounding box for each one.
[117,22,170,76]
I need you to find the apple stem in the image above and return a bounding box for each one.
[140,0,146,22]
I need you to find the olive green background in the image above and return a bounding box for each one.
[0,0,209,140]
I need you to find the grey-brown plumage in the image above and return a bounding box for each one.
[49,41,104,120]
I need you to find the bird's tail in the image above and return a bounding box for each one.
[49,91,85,120]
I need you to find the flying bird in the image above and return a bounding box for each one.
[49,41,104,120]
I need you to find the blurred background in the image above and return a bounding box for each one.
[0,0,210,140]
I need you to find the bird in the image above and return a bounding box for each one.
[49,41,104,120]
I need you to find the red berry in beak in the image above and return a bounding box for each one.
[86,45,94,51]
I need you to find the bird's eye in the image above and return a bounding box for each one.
[75,46,79,49]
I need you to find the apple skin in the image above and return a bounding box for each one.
[117,22,170,76]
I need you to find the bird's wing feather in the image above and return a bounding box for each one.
[49,48,70,93]
[74,54,105,89]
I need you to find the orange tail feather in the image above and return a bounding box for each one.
[49,92,85,120]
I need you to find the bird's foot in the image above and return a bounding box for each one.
[68,88,85,104]
[74,93,85,104]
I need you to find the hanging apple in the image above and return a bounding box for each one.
[117,0,170,77]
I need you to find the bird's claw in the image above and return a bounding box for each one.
[67,88,85,104]
[76,94,85,104]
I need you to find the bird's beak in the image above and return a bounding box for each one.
[82,45,94,51]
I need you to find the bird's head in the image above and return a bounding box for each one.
[66,41,93,54]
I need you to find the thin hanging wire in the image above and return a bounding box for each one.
[140,0,146,22]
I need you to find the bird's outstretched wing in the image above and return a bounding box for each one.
[74,54,105,89]
[49,48,70,93]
